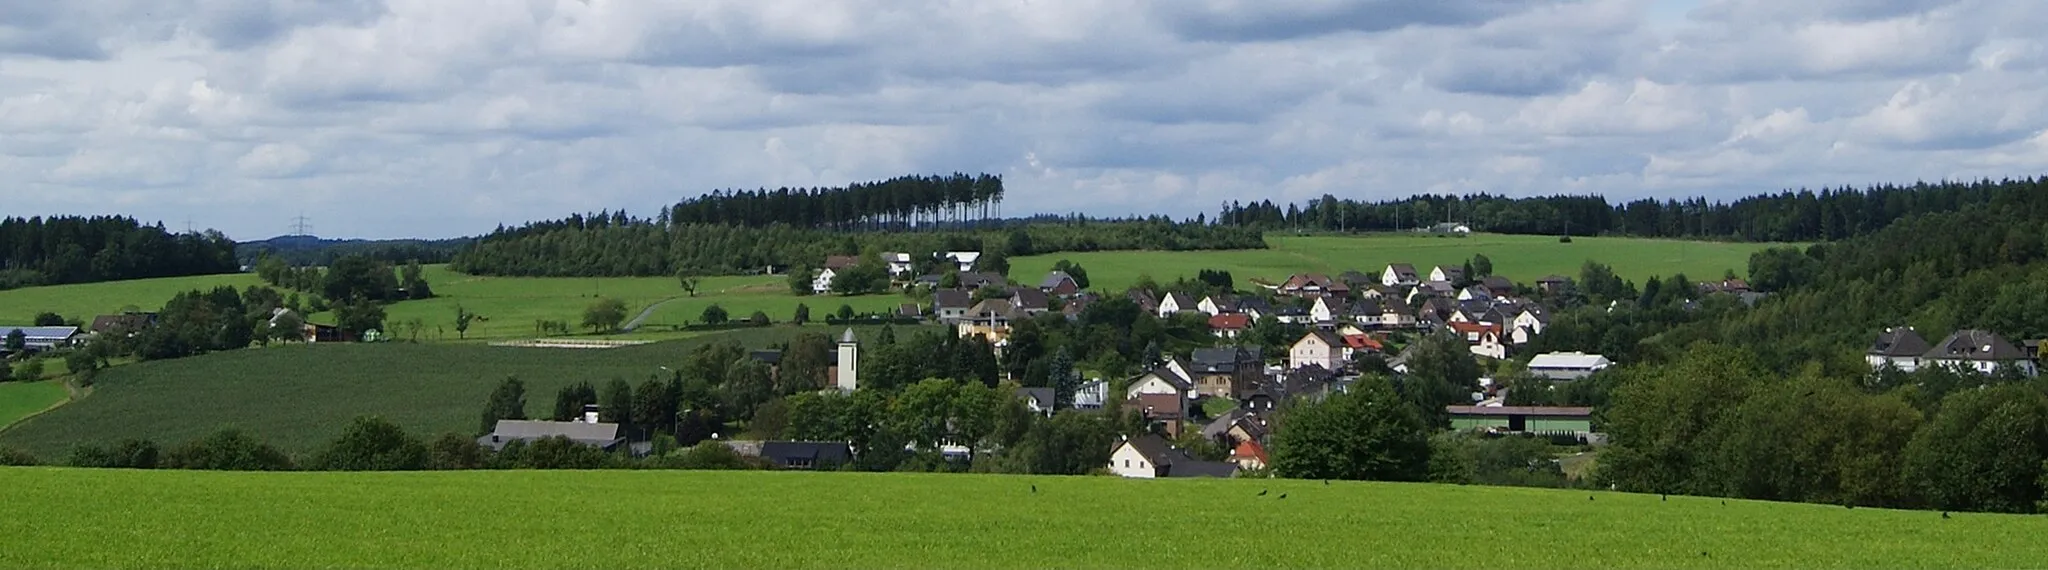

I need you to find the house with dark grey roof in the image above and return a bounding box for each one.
[760,441,853,470]
[1480,276,1516,297]
[1189,346,1264,399]
[931,289,973,324]
[1106,434,1239,478]
[1039,271,1079,296]
[478,419,624,452]
[1381,263,1420,287]
[1016,387,1057,415]
[1924,329,2036,376]
[1866,327,1930,372]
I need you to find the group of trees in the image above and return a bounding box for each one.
[668,173,1006,230]
[0,216,237,290]
[235,236,469,268]
[1219,177,2048,243]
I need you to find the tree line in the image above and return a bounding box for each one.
[0,216,238,290]
[1219,177,2048,243]
[452,218,1263,277]
[668,173,1006,230]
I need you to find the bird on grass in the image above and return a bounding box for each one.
[1323,480,1330,486]
[1257,489,1268,497]
[1278,493,1288,500]
[1030,484,1037,494]
[1588,495,1595,501]
[1721,501,1727,506]
[1661,494,1667,502]
[1844,504,1855,510]
[1700,552,1709,558]
[1942,512,1951,520]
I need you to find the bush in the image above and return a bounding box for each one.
[675,441,754,470]
[312,416,429,471]
[748,310,771,327]
[0,446,37,466]
[504,436,613,469]
[163,429,296,471]
[426,432,489,470]
[67,439,160,469]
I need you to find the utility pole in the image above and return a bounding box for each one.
[290,214,314,237]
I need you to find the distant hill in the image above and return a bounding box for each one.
[236,235,472,266]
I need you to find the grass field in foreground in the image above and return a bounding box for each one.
[0,326,927,456]
[0,468,2034,569]
[1014,233,1788,293]
[0,381,67,430]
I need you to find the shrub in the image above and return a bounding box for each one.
[426,432,489,470]
[0,446,37,466]
[163,429,296,471]
[312,416,428,471]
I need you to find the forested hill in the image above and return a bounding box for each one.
[237,235,471,267]
[1222,177,2045,242]
[0,216,238,290]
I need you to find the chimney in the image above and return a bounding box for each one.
[582,403,601,424]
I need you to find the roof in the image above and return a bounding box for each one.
[1209,313,1251,330]
[1432,265,1465,280]
[965,299,1021,320]
[1232,440,1270,464]
[1338,270,1374,285]
[898,303,921,316]
[1298,329,1344,348]
[1039,272,1076,289]
[750,349,784,365]
[1527,352,1611,370]
[1342,334,1383,351]
[1119,434,1174,464]
[1448,322,1502,335]
[1481,276,1515,292]
[1868,327,1931,357]
[89,313,155,333]
[1162,292,1197,307]
[1016,387,1055,408]
[1925,329,2028,361]
[840,328,858,343]
[1446,405,1594,418]
[0,326,80,340]
[932,289,973,310]
[824,255,858,270]
[1114,434,1237,478]
[1010,287,1050,310]
[946,251,982,264]
[1235,297,1274,314]
[1386,263,1418,278]
[1129,393,1184,419]
[760,441,854,465]
[1136,364,1195,391]
[1537,275,1570,284]
[1191,346,1259,366]
[484,420,620,444]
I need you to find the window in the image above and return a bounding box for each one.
[1123,460,1129,468]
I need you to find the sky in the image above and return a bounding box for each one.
[5,0,2048,240]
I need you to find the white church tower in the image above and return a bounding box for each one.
[835,328,859,391]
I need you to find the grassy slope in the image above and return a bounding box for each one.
[0,326,923,456]
[0,272,262,324]
[0,381,67,429]
[0,468,2031,569]
[1014,234,1785,292]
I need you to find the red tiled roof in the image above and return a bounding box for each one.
[1209,313,1251,330]
[1448,322,1502,335]
[1233,440,1269,463]
[1342,334,1382,350]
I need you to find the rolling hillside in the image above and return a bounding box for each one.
[0,468,2030,568]
[0,326,923,456]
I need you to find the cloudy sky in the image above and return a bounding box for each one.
[5,0,2047,239]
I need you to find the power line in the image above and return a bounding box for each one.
[290,214,313,236]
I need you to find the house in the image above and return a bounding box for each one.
[1016,387,1057,415]
[1126,364,1195,401]
[897,303,922,319]
[1338,270,1376,289]
[1107,434,1239,478]
[1457,286,1494,302]
[1381,264,1420,287]
[1188,346,1264,400]
[1010,288,1051,316]
[1209,313,1251,339]
[1062,293,1097,320]
[1429,265,1465,284]
[1230,440,1270,471]
[1430,222,1472,234]
[1234,297,1274,320]
[1449,322,1507,359]
[1127,393,1190,437]
[931,289,973,324]
[1512,306,1550,336]
[1158,292,1197,317]
[760,441,854,470]
[1378,301,1418,329]
[1126,289,1160,314]
[882,252,915,277]
[1699,278,1752,294]
[1527,352,1613,380]
[1357,284,1398,301]
[1201,408,1270,447]
[1197,294,1238,316]
[1039,272,1080,296]
[1289,330,1344,371]
[1923,329,2037,376]
[1866,327,1930,372]
[958,299,1022,344]
[1073,379,1109,410]
[1535,275,1571,295]
[941,251,981,272]
[0,326,80,352]
[1278,273,1348,298]
[477,418,624,452]
[812,255,858,294]
[88,313,156,336]
[1340,334,1384,361]
[1309,296,1346,324]
[1447,406,1594,436]
[1481,276,1516,297]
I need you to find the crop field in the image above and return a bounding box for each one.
[0,272,262,325]
[0,381,67,430]
[1014,233,1788,293]
[0,326,926,456]
[0,468,2036,569]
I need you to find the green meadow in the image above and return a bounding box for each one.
[0,468,2032,569]
[0,381,66,430]
[0,272,263,325]
[1014,233,1787,292]
[0,326,922,456]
